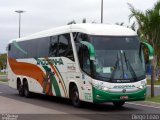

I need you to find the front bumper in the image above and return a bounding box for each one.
[92,87,146,103]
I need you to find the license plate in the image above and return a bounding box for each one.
[120,96,128,99]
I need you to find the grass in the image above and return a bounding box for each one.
[0,79,7,82]
[0,72,6,75]
[147,79,160,85]
[146,95,160,103]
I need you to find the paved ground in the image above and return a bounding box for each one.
[0,83,159,120]
[147,85,160,95]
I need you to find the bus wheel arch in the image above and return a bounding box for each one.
[69,82,82,107]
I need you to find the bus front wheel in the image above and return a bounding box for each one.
[113,101,125,108]
[71,86,82,107]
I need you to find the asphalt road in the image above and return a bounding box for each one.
[0,83,159,120]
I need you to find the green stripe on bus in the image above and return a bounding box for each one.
[54,65,67,96]
[92,86,146,103]
[42,65,61,97]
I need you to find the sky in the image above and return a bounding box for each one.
[0,0,158,53]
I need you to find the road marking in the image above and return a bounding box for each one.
[127,102,160,109]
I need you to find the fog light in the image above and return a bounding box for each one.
[96,94,101,99]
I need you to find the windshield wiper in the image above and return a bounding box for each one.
[123,52,137,81]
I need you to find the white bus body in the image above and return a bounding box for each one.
[7,24,147,107]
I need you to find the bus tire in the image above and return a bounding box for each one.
[71,85,82,107]
[17,80,24,96]
[23,80,31,98]
[113,101,125,108]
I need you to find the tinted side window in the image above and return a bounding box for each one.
[76,33,89,42]
[25,40,37,58]
[58,34,74,61]
[17,41,28,58]
[49,36,58,57]
[8,43,14,58]
[9,42,27,59]
[37,37,50,58]
[78,46,91,75]
[8,44,11,51]
[58,34,69,56]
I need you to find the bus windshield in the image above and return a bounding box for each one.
[89,36,145,83]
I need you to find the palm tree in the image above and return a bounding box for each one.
[128,1,160,97]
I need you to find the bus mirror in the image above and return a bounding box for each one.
[141,42,154,60]
[80,41,95,61]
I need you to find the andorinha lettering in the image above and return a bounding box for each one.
[37,58,64,66]
[113,85,135,89]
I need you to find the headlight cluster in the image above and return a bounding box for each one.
[102,87,110,91]
[137,85,145,89]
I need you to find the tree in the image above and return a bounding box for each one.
[128,1,160,97]
[0,53,7,71]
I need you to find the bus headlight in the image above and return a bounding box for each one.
[102,87,109,91]
[137,85,144,89]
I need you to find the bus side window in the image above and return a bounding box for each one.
[75,33,91,74]
[27,39,38,58]
[37,37,50,58]
[78,45,91,75]
[58,34,75,61]
[8,44,13,58]
[65,34,75,61]
[58,34,69,56]
[49,36,58,57]
[76,33,89,42]
[8,44,11,51]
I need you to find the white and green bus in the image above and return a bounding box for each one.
[7,23,153,107]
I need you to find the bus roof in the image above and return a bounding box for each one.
[9,23,137,43]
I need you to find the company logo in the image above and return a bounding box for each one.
[113,85,135,89]
[122,89,127,93]
[37,58,64,66]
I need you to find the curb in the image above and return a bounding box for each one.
[128,101,160,108]
[144,101,160,105]
[147,85,160,88]
[0,81,8,85]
